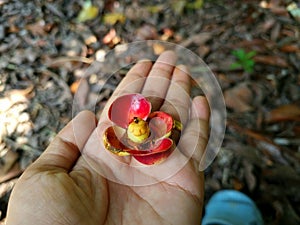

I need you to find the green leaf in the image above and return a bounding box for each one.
[186,0,204,9]
[244,60,255,73]
[245,66,254,73]
[103,13,126,25]
[231,48,256,73]
[232,49,246,59]
[77,1,99,23]
[146,5,164,14]
[287,2,300,19]
[245,60,254,67]
[230,62,242,70]
[245,51,256,59]
[171,0,186,15]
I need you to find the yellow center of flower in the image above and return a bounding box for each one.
[127,117,150,143]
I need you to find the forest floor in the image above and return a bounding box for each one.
[0,0,300,224]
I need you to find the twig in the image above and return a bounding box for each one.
[46,56,94,67]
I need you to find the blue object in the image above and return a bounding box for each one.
[202,190,264,225]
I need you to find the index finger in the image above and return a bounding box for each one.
[141,51,177,110]
[160,65,191,126]
[112,59,153,97]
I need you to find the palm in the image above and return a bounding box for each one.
[7,51,209,225]
[12,160,201,225]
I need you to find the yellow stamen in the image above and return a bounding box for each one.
[127,118,150,143]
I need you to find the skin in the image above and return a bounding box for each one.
[6,51,210,225]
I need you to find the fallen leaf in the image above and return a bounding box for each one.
[186,0,204,10]
[152,43,166,55]
[160,28,174,41]
[265,104,300,123]
[197,45,210,58]
[77,1,99,23]
[228,121,288,164]
[70,80,80,94]
[230,39,276,53]
[253,55,289,67]
[135,24,158,40]
[102,28,117,44]
[287,2,300,22]
[171,0,186,15]
[103,12,126,25]
[259,18,276,32]
[180,32,212,47]
[243,160,257,191]
[280,44,299,53]
[224,83,253,112]
[145,5,164,14]
[72,79,90,110]
[0,150,18,178]
[25,20,46,36]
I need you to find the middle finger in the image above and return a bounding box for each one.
[160,65,191,126]
[141,51,177,111]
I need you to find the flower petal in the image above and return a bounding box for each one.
[128,138,173,156]
[103,126,130,156]
[149,117,168,139]
[148,111,173,133]
[109,94,151,128]
[133,148,174,165]
[103,126,173,156]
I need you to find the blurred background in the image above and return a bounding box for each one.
[0,0,299,224]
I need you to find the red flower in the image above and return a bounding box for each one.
[103,94,177,165]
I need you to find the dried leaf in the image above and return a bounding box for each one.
[197,45,210,58]
[280,44,300,53]
[145,5,164,14]
[229,122,288,164]
[102,28,117,44]
[103,12,126,25]
[0,150,18,177]
[231,39,276,53]
[152,43,166,55]
[253,55,289,67]
[265,104,300,123]
[180,32,212,47]
[72,79,90,110]
[186,0,204,10]
[25,20,46,36]
[224,83,253,112]
[232,177,244,191]
[135,24,158,40]
[171,0,186,15]
[77,1,99,23]
[287,2,300,22]
[243,160,257,191]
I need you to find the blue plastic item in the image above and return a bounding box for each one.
[202,190,264,225]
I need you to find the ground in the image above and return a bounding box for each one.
[0,0,299,224]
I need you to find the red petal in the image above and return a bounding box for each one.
[109,94,151,128]
[148,111,173,133]
[133,148,173,165]
[149,117,168,139]
[103,126,130,156]
[128,138,173,156]
[103,126,173,156]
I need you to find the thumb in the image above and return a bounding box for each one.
[30,110,97,172]
[178,96,210,165]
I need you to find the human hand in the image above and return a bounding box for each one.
[6,51,210,225]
